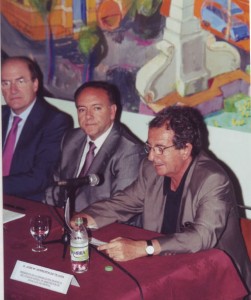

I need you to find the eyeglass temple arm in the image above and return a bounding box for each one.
[238,205,251,211]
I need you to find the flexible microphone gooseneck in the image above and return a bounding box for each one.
[54,174,100,187]
[44,174,100,258]
[90,244,144,300]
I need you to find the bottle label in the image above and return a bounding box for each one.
[70,245,89,262]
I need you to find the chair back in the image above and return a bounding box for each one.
[240,217,251,260]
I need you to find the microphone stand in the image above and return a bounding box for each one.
[44,186,76,259]
[44,175,100,258]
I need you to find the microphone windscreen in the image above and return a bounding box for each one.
[89,174,100,186]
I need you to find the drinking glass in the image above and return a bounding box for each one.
[30,215,50,252]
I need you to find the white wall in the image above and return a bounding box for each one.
[2,96,251,217]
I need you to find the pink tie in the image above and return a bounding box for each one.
[79,141,96,177]
[2,116,22,176]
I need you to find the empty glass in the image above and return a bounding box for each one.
[30,215,50,252]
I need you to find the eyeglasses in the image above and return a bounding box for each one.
[1,78,32,90]
[144,143,175,155]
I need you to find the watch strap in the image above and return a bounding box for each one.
[147,240,153,247]
[146,240,154,256]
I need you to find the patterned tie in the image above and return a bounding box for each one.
[2,116,22,176]
[79,141,96,177]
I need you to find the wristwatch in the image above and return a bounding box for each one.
[145,240,154,256]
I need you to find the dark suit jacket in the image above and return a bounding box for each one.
[45,122,145,212]
[2,98,73,201]
[85,152,251,294]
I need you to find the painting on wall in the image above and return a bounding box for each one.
[1,0,250,133]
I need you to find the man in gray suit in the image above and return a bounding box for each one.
[72,106,251,297]
[45,81,145,213]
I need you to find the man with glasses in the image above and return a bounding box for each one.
[45,81,145,214]
[1,56,73,201]
[72,105,251,295]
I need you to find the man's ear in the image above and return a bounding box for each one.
[33,78,39,93]
[110,104,117,121]
[181,143,192,159]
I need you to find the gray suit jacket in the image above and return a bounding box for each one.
[85,151,251,294]
[45,122,145,212]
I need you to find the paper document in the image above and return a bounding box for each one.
[90,237,107,246]
[64,197,72,232]
[3,209,25,224]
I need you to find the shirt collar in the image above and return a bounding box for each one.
[163,158,195,195]
[10,99,36,122]
[87,123,114,150]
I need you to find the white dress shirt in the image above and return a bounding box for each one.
[76,123,114,176]
[4,99,36,148]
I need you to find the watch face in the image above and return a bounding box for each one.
[146,245,154,255]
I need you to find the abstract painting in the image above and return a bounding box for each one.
[1,0,250,132]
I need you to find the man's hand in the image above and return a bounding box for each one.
[97,237,160,262]
[70,213,97,230]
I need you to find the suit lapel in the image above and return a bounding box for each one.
[70,133,88,177]
[87,123,121,175]
[10,99,50,170]
[1,106,10,146]
[177,154,199,230]
[16,100,46,149]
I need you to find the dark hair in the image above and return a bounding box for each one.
[149,105,206,157]
[1,56,44,96]
[74,81,120,105]
[2,56,41,81]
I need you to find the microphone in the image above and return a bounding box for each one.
[54,174,100,187]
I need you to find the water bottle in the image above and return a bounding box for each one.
[70,217,89,273]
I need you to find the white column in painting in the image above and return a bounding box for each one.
[136,0,241,103]
[165,0,210,97]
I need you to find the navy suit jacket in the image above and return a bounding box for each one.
[45,122,145,212]
[2,98,73,201]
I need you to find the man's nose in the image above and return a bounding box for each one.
[147,148,155,161]
[10,82,19,93]
[85,109,94,118]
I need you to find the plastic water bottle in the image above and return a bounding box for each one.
[70,217,89,273]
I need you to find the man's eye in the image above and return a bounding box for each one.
[18,78,25,84]
[156,146,164,153]
[94,106,102,111]
[2,81,10,87]
[78,108,86,113]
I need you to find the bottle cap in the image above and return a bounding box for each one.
[105,265,113,272]
[75,217,83,226]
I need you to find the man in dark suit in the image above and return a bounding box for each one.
[45,81,145,212]
[1,56,73,201]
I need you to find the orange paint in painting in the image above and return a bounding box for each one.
[160,0,171,17]
[0,0,73,41]
[97,0,133,31]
